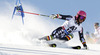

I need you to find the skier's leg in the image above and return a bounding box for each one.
[39,27,73,47]
[48,34,74,48]
[59,34,73,41]
[39,35,54,41]
[39,27,62,41]
[51,27,74,41]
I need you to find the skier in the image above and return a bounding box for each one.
[39,10,88,49]
[91,22,100,43]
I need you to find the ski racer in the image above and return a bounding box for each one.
[92,22,100,43]
[39,10,88,49]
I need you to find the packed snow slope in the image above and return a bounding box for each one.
[0,44,100,55]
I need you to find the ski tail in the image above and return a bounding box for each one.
[49,43,57,47]
[71,46,81,49]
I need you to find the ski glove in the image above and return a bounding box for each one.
[83,44,88,49]
[49,14,62,19]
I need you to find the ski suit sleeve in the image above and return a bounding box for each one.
[78,27,87,48]
[58,14,73,20]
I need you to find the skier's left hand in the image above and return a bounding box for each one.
[49,14,57,19]
[49,14,61,19]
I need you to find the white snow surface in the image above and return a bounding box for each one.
[0,44,100,55]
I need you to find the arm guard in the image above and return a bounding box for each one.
[58,14,73,20]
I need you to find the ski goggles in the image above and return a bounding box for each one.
[79,16,86,21]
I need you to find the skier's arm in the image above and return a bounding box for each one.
[78,28,87,49]
[59,14,73,20]
[50,14,73,20]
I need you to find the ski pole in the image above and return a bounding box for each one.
[19,11,50,17]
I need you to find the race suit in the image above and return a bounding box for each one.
[46,14,86,45]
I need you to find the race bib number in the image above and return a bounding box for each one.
[67,26,77,33]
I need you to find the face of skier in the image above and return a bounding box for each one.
[76,15,86,24]
[79,15,86,23]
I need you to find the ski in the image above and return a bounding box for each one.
[71,46,81,49]
[49,43,81,49]
[49,43,57,47]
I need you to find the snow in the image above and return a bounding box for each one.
[0,44,100,55]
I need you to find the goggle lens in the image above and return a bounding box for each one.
[80,16,86,20]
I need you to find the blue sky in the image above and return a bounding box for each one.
[1,0,100,34]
